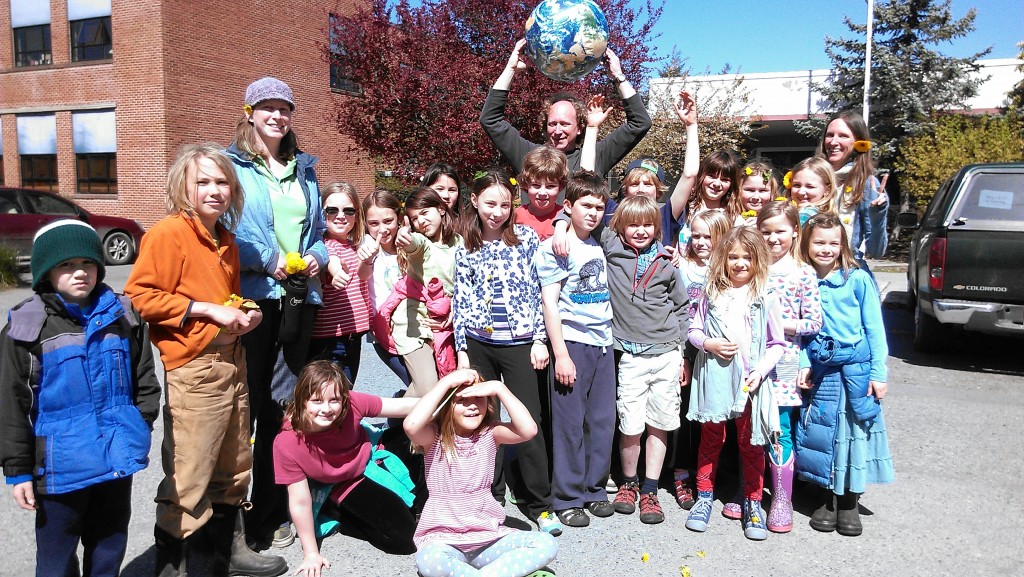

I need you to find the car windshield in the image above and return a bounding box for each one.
[952,172,1024,224]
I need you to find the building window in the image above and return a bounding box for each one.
[70,17,112,62]
[13,25,52,67]
[329,14,362,95]
[76,153,117,194]
[20,155,58,192]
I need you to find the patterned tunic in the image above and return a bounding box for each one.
[765,256,822,406]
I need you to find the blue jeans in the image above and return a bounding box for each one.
[373,341,411,386]
[309,332,366,385]
[35,477,133,577]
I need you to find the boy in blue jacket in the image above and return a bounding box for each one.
[0,220,160,577]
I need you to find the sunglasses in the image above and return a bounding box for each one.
[324,206,357,218]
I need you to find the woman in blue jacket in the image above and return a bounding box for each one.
[227,77,328,549]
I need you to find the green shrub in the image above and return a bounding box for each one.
[897,114,1024,207]
[0,246,18,288]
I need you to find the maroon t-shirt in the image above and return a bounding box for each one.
[273,391,384,502]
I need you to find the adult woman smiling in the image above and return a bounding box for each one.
[817,111,889,267]
[227,77,328,549]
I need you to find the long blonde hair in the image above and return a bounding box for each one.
[166,143,244,229]
[685,209,732,265]
[703,226,770,302]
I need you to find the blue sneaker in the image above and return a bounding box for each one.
[742,499,768,541]
[685,491,714,532]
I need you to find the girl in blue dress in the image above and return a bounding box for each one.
[796,213,895,537]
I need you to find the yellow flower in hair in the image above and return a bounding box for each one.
[744,166,753,176]
[243,104,253,116]
[853,140,872,153]
[741,210,757,218]
[782,171,793,189]
[509,177,518,186]
[774,196,788,202]
[284,252,307,275]
[845,186,853,193]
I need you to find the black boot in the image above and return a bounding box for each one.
[836,492,863,536]
[208,504,288,577]
[809,487,837,532]
[154,525,189,577]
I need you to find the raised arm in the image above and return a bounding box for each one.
[592,48,652,175]
[668,91,699,220]
[480,39,536,172]
[580,95,612,172]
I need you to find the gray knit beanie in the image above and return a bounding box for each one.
[245,77,295,110]
[31,220,106,291]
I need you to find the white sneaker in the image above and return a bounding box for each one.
[605,476,618,494]
[536,511,563,536]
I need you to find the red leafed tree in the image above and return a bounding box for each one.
[325,0,663,179]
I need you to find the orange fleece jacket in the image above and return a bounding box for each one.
[125,212,241,370]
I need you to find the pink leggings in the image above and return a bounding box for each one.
[695,402,765,500]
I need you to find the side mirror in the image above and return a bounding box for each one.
[896,211,919,229]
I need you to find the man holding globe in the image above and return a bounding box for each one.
[480,38,651,198]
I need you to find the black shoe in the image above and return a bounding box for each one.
[585,500,615,518]
[154,526,189,577]
[836,492,862,536]
[208,505,288,577]
[555,507,591,527]
[809,489,837,533]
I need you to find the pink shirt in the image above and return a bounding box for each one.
[413,426,514,551]
[273,392,383,502]
[312,237,372,339]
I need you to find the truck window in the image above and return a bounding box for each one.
[951,172,1024,224]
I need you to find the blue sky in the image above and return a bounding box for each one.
[644,0,1023,74]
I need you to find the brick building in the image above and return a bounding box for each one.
[0,0,373,228]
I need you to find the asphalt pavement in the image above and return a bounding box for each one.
[1,263,1021,576]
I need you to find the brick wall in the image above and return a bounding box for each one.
[0,0,374,228]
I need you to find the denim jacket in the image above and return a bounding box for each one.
[225,144,328,304]
[452,225,546,351]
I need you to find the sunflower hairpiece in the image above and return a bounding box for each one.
[853,140,872,153]
[782,171,793,189]
[243,104,253,116]
[509,177,518,186]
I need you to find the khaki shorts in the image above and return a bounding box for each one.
[616,347,682,435]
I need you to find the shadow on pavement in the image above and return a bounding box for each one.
[883,291,1024,377]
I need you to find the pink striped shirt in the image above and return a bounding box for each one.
[413,425,514,551]
[312,237,371,338]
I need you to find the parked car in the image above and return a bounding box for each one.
[898,162,1024,351]
[0,187,145,267]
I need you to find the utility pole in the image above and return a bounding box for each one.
[863,0,874,125]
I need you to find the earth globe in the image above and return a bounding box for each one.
[524,0,609,83]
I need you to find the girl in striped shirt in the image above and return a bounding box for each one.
[308,182,373,383]
[404,369,558,577]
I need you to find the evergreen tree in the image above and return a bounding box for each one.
[798,0,990,165]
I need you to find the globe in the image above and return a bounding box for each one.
[524,0,609,83]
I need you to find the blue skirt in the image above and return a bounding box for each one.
[832,385,895,494]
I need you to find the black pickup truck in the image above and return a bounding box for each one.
[898,162,1024,351]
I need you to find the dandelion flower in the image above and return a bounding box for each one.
[680,566,692,577]
[285,252,307,275]
[641,553,650,563]
[697,551,707,558]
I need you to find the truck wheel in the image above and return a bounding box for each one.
[913,300,947,352]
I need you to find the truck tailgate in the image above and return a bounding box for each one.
[942,229,1024,302]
